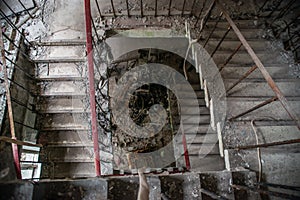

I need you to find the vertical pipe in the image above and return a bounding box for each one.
[110,0,116,17]
[168,0,172,16]
[126,0,130,17]
[84,0,101,176]
[140,0,143,17]
[94,0,102,18]
[181,0,186,16]
[155,0,157,17]
[181,124,190,170]
[0,30,22,179]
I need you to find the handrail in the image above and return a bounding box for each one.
[84,0,101,176]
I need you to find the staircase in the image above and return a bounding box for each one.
[0,170,259,199]
[34,41,113,178]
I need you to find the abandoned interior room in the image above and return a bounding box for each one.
[0,0,299,199]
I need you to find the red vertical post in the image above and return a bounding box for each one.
[182,132,191,170]
[84,0,101,176]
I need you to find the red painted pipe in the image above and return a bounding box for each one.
[12,140,21,179]
[84,0,101,176]
[182,131,191,170]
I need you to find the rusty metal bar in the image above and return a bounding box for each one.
[190,0,197,16]
[11,97,35,112]
[181,0,186,16]
[110,0,116,17]
[84,0,101,176]
[232,184,300,199]
[210,26,231,57]
[218,1,300,129]
[14,121,35,130]
[229,96,278,121]
[154,0,157,17]
[226,65,258,94]
[2,0,18,17]
[2,77,36,97]
[4,55,35,80]
[232,138,300,150]
[2,31,33,61]
[91,16,101,42]
[219,43,242,71]
[0,10,33,47]
[126,0,130,17]
[168,0,172,16]
[94,0,102,18]
[140,0,143,17]
[203,12,223,48]
[17,0,33,18]
[0,30,21,179]
[194,0,207,28]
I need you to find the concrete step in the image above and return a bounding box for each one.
[0,171,261,199]
[40,146,94,162]
[188,143,220,156]
[205,20,263,29]
[223,121,300,149]
[204,40,276,52]
[201,28,269,40]
[184,124,210,134]
[159,173,201,199]
[189,155,225,171]
[107,176,161,200]
[221,66,295,79]
[34,39,86,46]
[179,99,206,107]
[181,115,210,125]
[37,98,87,114]
[199,171,234,199]
[34,46,85,60]
[181,106,210,115]
[38,130,90,145]
[227,98,300,121]
[38,81,86,96]
[185,133,218,144]
[224,80,300,97]
[212,52,288,65]
[36,63,86,79]
[38,113,89,130]
[40,162,95,179]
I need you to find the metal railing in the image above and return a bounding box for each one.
[0,1,38,179]
[196,0,300,130]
